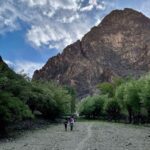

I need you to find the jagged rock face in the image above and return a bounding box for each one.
[33,8,150,98]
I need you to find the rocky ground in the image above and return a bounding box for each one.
[0,121,150,150]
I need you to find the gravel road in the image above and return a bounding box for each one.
[0,121,150,150]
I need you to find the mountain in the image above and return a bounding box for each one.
[33,8,150,98]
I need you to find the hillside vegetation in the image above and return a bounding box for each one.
[0,58,75,136]
[79,76,150,124]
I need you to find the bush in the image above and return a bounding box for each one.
[79,95,106,118]
[0,59,74,136]
[0,92,33,134]
[139,79,150,122]
[31,81,72,118]
[79,96,95,118]
[97,82,114,97]
[92,95,106,118]
[104,98,121,121]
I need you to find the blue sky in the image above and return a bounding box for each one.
[0,0,150,77]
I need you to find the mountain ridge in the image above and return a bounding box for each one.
[33,8,150,98]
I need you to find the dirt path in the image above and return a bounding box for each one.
[0,122,150,150]
[75,123,93,150]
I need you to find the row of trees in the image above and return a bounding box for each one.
[0,61,75,135]
[79,75,150,124]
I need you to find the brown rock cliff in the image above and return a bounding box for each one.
[33,8,150,98]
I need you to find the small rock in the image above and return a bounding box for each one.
[126,142,132,146]
[24,143,28,146]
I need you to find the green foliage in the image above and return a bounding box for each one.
[139,79,150,120]
[97,82,114,97]
[80,75,150,123]
[116,81,143,123]
[123,81,141,115]
[104,98,121,121]
[97,77,125,97]
[92,95,106,117]
[31,81,72,118]
[79,95,107,118]
[0,60,73,133]
[65,86,76,113]
[0,92,33,125]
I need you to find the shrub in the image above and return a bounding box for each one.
[0,92,33,134]
[104,98,121,121]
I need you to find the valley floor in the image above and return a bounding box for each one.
[0,121,150,150]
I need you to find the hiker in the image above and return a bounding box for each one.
[64,118,69,131]
[69,116,75,131]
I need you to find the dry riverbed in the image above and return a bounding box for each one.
[0,121,150,150]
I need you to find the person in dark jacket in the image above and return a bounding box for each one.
[64,118,69,131]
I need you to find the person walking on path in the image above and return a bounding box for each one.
[69,116,75,131]
[64,118,69,131]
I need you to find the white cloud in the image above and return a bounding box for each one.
[80,0,106,12]
[0,0,109,51]
[22,0,80,11]
[59,13,80,23]
[0,2,20,34]
[95,18,101,26]
[26,25,74,50]
[26,12,92,50]
[4,60,14,68]
[49,0,82,11]
[21,0,47,7]
[27,26,50,47]
[80,5,94,12]
[43,10,55,18]
[96,4,106,10]
[4,59,44,78]
[140,0,150,17]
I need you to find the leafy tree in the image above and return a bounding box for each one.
[79,95,106,118]
[65,86,76,114]
[31,81,72,118]
[79,96,95,118]
[97,77,125,97]
[139,79,150,121]
[123,81,142,123]
[0,92,33,135]
[92,95,106,117]
[105,98,121,121]
[97,82,114,97]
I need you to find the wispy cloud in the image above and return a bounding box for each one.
[4,59,44,77]
[140,0,150,17]
[0,0,109,51]
[80,0,106,12]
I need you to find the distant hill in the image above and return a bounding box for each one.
[33,8,150,98]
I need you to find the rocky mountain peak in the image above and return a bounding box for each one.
[100,8,149,27]
[33,8,150,99]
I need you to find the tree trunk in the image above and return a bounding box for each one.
[0,121,6,137]
[148,110,150,123]
[128,108,132,123]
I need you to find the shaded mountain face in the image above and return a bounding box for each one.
[33,8,150,98]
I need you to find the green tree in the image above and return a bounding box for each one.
[97,82,114,97]
[79,96,95,118]
[139,79,150,121]
[105,98,121,121]
[65,86,76,114]
[32,81,72,118]
[0,92,33,135]
[92,95,106,118]
[124,81,142,123]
